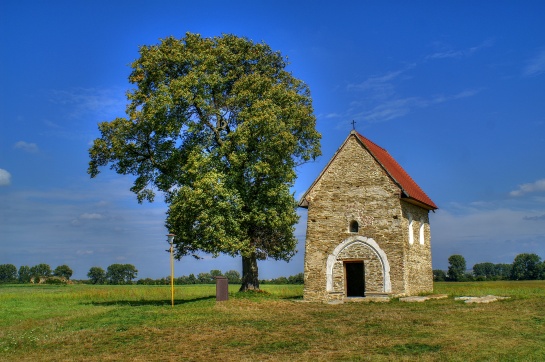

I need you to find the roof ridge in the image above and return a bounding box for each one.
[355,132,388,152]
[299,132,438,210]
[354,132,437,210]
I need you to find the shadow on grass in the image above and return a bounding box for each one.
[280,295,303,300]
[87,291,303,306]
[230,290,302,301]
[88,295,215,307]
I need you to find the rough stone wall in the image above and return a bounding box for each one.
[401,201,433,294]
[303,134,433,301]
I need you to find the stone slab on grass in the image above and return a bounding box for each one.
[426,294,449,300]
[399,294,448,302]
[455,295,510,304]
[400,294,510,304]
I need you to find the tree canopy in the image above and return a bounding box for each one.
[88,33,321,291]
[87,267,106,284]
[447,254,466,281]
[30,263,52,278]
[473,262,496,279]
[106,264,138,284]
[511,253,543,280]
[18,266,31,283]
[54,264,73,280]
[0,264,17,283]
[473,262,512,280]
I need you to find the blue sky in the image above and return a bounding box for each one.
[1,1,544,280]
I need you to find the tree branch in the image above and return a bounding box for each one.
[194,103,223,147]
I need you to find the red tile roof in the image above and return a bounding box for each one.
[355,132,438,210]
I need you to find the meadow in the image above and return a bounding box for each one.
[1,281,544,361]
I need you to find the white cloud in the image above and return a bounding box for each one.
[362,97,418,122]
[431,203,545,268]
[80,213,104,220]
[14,141,39,153]
[427,50,464,60]
[430,89,482,105]
[447,88,481,100]
[510,179,545,197]
[523,50,545,77]
[524,214,545,221]
[351,88,481,123]
[0,179,169,279]
[44,120,62,129]
[434,207,545,241]
[347,66,415,101]
[0,169,11,186]
[426,39,494,60]
[48,87,126,121]
[347,69,404,93]
[343,60,482,123]
[324,113,343,119]
[76,250,94,255]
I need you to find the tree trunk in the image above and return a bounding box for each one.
[240,253,260,291]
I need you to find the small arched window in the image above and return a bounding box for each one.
[349,220,359,233]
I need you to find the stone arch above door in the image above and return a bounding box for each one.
[326,236,391,294]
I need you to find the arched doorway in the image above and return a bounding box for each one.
[326,236,391,296]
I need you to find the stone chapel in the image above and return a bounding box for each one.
[298,131,438,302]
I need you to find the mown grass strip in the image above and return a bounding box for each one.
[0,281,544,361]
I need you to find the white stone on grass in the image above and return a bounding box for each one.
[455,295,510,304]
[399,294,448,302]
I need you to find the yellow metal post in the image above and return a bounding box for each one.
[167,234,176,307]
[170,244,174,307]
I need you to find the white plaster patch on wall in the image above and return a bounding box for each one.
[408,212,414,245]
[419,218,425,245]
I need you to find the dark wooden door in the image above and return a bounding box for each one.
[345,261,365,297]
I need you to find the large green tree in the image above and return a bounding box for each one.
[433,269,447,282]
[510,253,542,280]
[87,266,106,284]
[494,263,512,280]
[224,270,241,284]
[473,262,497,280]
[88,33,321,291]
[197,272,214,284]
[30,263,52,278]
[447,254,466,282]
[53,264,73,280]
[106,264,138,284]
[18,266,32,283]
[0,264,17,283]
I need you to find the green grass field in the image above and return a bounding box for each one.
[1,281,544,361]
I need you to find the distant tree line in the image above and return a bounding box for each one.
[4,253,543,286]
[261,273,304,285]
[0,263,138,285]
[0,263,304,286]
[433,253,545,282]
[0,263,73,284]
[136,269,239,285]
[135,270,304,285]
[86,264,138,284]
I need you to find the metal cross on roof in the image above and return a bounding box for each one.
[351,120,356,130]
